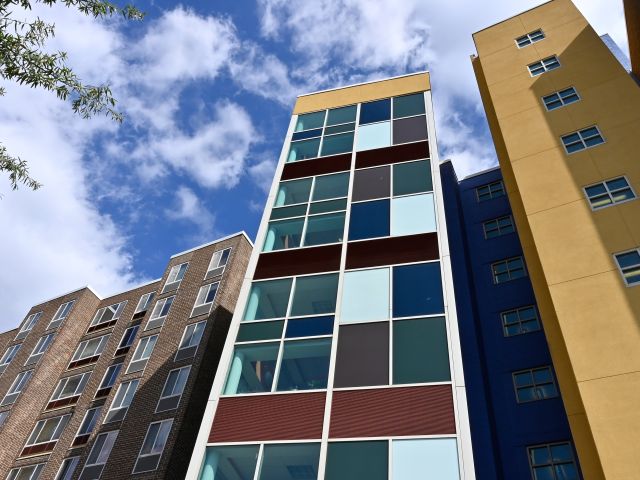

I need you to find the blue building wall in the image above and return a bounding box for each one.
[440,161,577,479]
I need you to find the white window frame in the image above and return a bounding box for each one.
[135,292,155,313]
[164,262,188,287]
[7,463,46,480]
[527,55,561,76]
[75,406,102,438]
[583,176,636,210]
[89,301,127,329]
[50,372,91,402]
[16,311,42,338]
[614,248,640,287]
[54,456,80,480]
[47,300,75,329]
[25,333,54,365]
[116,325,139,353]
[0,344,21,368]
[70,334,110,364]
[97,363,123,391]
[104,379,139,423]
[147,296,175,324]
[206,248,231,277]
[132,418,174,474]
[194,282,219,308]
[1,370,33,405]
[126,335,158,374]
[0,410,9,427]
[515,28,545,48]
[25,414,70,447]
[156,366,191,413]
[175,321,206,360]
[82,430,118,470]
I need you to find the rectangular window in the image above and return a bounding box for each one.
[483,215,515,239]
[25,414,70,447]
[133,419,174,474]
[528,442,579,480]
[561,126,605,153]
[584,176,636,209]
[89,301,127,332]
[115,325,139,357]
[95,362,123,398]
[48,300,75,329]
[25,333,54,366]
[1,370,33,406]
[134,292,155,314]
[104,379,139,423]
[191,282,219,317]
[55,457,80,480]
[6,464,45,480]
[126,335,158,374]
[206,248,231,278]
[69,334,110,368]
[528,55,560,76]
[50,371,91,403]
[516,28,545,47]
[0,344,21,374]
[16,311,42,340]
[0,410,8,427]
[476,180,505,202]
[156,366,191,412]
[162,262,188,294]
[614,248,640,286]
[75,406,102,443]
[146,296,175,331]
[542,87,580,110]
[492,257,527,284]
[175,321,206,361]
[502,306,541,336]
[513,366,559,403]
[79,430,118,480]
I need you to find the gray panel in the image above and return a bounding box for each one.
[175,346,197,362]
[334,322,389,388]
[24,353,43,366]
[0,392,18,406]
[15,331,27,341]
[133,454,161,473]
[104,407,127,424]
[191,304,212,318]
[48,319,63,330]
[156,395,180,413]
[161,281,180,294]
[393,115,428,145]
[205,266,224,280]
[145,318,165,331]
[79,464,104,480]
[0,365,6,375]
[126,359,147,374]
[352,166,390,201]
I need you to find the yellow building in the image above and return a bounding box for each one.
[472,0,640,478]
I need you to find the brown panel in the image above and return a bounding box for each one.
[281,154,351,181]
[355,141,429,169]
[254,244,342,280]
[346,233,439,269]
[94,387,112,399]
[45,395,79,410]
[68,355,99,370]
[210,392,326,442]
[87,319,117,333]
[114,346,130,357]
[72,434,90,446]
[334,323,389,388]
[330,385,455,438]
[21,441,57,457]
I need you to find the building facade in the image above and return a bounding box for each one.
[472,0,640,478]
[0,232,251,480]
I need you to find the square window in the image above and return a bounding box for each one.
[502,306,541,336]
[321,132,354,156]
[223,343,279,394]
[528,442,579,480]
[352,166,390,201]
[348,199,390,240]
[392,439,459,480]
[274,178,312,207]
[393,115,428,144]
[259,443,321,480]
[614,249,640,286]
[201,445,259,480]
[288,138,321,162]
[243,278,293,321]
[356,121,391,151]
[289,274,339,317]
[393,93,425,119]
[263,218,304,252]
[303,212,345,247]
[327,105,357,126]
[513,366,558,403]
[393,262,444,317]
[340,268,390,324]
[334,322,389,388]
[295,111,325,132]
[393,160,432,196]
[312,172,349,201]
[391,193,436,236]
[359,98,391,125]
[276,338,331,391]
[325,441,388,480]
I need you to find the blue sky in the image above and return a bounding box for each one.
[0,0,628,328]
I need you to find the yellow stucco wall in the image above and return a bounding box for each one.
[293,73,430,114]
[473,0,640,478]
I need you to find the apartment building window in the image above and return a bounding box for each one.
[156,366,191,412]
[162,262,188,294]
[48,371,91,407]
[502,306,541,336]
[55,457,80,480]
[95,362,123,398]
[483,215,515,239]
[114,325,139,357]
[69,334,110,369]
[528,55,560,76]
[492,257,527,284]
[23,414,70,455]
[6,464,45,480]
[0,344,21,374]
[542,87,579,110]
[584,176,636,209]
[175,321,206,361]
[513,366,559,403]
[516,28,545,47]
[561,126,605,153]
[528,442,579,480]
[134,292,155,314]
[145,296,175,331]
[48,300,75,330]
[191,282,219,317]
[78,430,118,480]
[104,379,139,423]
[1,370,33,406]
[88,301,127,333]
[614,249,640,286]
[126,335,158,374]
[133,418,173,474]
[16,311,42,340]
[25,333,54,366]
[476,180,505,202]
[0,411,8,427]
[74,407,102,445]
[206,248,231,279]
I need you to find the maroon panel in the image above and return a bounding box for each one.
[329,385,455,438]
[94,387,112,399]
[254,245,342,280]
[210,392,326,442]
[87,319,117,333]
[68,355,99,370]
[346,233,439,269]
[355,141,429,169]
[45,395,79,410]
[21,441,57,457]
[281,154,351,180]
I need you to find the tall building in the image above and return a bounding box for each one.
[472,0,640,478]
[0,233,251,480]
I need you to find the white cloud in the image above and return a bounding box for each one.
[166,186,216,241]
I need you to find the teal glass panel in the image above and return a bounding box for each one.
[327,105,357,126]
[295,111,325,132]
[356,121,391,151]
[258,443,321,480]
[325,441,387,480]
[276,339,331,391]
[320,132,354,156]
[393,93,426,118]
[392,439,459,480]
[289,274,339,317]
[288,138,320,162]
[393,160,432,196]
[236,321,284,342]
[308,198,347,215]
[223,343,279,394]
[243,278,293,321]
[393,317,450,383]
[312,172,349,201]
[200,445,258,480]
[263,218,304,252]
[270,204,308,220]
[303,212,345,246]
[340,268,389,324]
[274,178,312,207]
[391,193,436,236]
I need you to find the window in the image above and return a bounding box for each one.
[25,333,54,366]
[175,321,206,361]
[528,55,560,76]
[326,441,387,480]
[502,306,541,336]
[0,344,21,374]
[391,193,436,236]
[348,199,390,240]
[79,430,118,480]
[16,311,42,340]
[75,407,102,442]
[393,262,445,317]
[115,325,139,356]
[1,370,33,406]
[191,282,219,317]
[156,366,190,412]
[0,410,8,427]
[614,249,640,286]
[516,28,545,47]
[513,366,559,403]
[48,300,75,329]
[96,362,122,397]
[146,296,175,330]
[201,445,259,480]
[584,176,636,209]
[483,215,515,239]
[126,335,158,374]
[561,126,605,153]
[134,292,155,314]
[206,248,231,278]
[69,334,109,368]
[50,371,91,403]
[89,301,127,332]
[104,379,139,423]
[55,457,80,480]
[542,87,580,110]
[358,121,391,151]
[133,419,173,473]
[340,268,389,323]
[25,414,70,447]
[528,442,579,480]
[6,464,45,480]
[392,439,460,480]
[492,257,527,284]
[476,180,505,201]
[162,262,188,293]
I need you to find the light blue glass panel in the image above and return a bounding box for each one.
[391,193,436,236]
[392,438,460,480]
[356,121,391,152]
[339,268,389,324]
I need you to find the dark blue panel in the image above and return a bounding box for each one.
[348,200,390,241]
[292,128,323,141]
[285,316,335,338]
[359,99,391,125]
[392,262,444,317]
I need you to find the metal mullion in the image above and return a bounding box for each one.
[252,443,265,480]
[388,265,393,386]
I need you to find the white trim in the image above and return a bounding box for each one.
[170,231,253,259]
[31,285,101,308]
[297,70,429,98]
